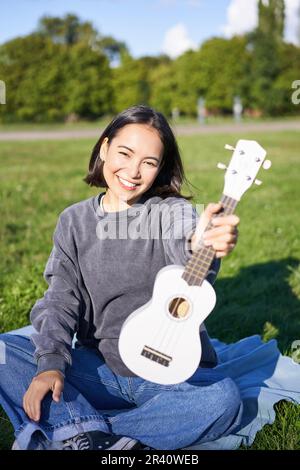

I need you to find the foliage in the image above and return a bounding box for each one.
[64,43,112,118]
[248,0,287,115]
[0,33,112,122]
[0,8,300,121]
[37,13,98,46]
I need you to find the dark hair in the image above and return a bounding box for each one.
[83,105,194,200]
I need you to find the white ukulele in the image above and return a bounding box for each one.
[119,140,271,385]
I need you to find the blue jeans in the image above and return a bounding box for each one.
[0,333,243,450]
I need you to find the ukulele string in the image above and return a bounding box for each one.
[153,202,230,356]
[163,291,193,353]
[159,294,187,353]
[167,290,197,354]
[150,287,191,356]
[148,198,236,359]
[166,199,236,350]
[148,239,214,356]
[148,227,216,356]
[154,221,216,354]
[184,198,236,285]
[149,295,183,353]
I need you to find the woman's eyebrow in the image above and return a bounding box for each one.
[117,145,160,162]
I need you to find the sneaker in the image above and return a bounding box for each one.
[61,431,142,450]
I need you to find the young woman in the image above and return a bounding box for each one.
[0,105,242,450]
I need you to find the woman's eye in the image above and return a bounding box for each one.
[118,153,156,167]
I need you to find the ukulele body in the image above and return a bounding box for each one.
[119,264,216,385]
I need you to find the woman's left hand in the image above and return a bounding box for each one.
[191,203,239,258]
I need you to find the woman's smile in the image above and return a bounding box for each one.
[117,175,141,190]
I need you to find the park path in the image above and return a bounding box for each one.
[0,120,299,141]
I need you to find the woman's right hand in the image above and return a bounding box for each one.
[23,370,64,422]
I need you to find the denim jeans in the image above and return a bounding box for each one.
[0,333,243,450]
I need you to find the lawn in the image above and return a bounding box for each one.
[0,130,299,450]
[0,115,299,132]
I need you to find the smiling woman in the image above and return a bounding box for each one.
[0,104,242,451]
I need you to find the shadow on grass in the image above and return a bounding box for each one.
[207,257,300,355]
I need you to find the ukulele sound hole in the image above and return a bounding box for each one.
[168,297,190,320]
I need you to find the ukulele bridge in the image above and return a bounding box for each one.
[141,345,172,367]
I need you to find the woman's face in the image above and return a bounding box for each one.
[101,124,164,207]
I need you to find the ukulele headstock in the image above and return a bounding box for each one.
[218,140,270,201]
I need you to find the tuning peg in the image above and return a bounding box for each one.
[224,144,235,151]
[255,179,262,186]
[262,159,272,170]
[217,162,227,170]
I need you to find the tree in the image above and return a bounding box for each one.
[159,37,250,117]
[145,57,172,116]
[38,15,130,68]
[248,0,286,114]
[38,14,97,46]
[0,34,68,122]
[111,54,153,112]
[92,36,129,67]
[64,43,112,118]
[197,37,250,114]
[272,43,300,114]
[0,32,113,122]
[258,0,285,43]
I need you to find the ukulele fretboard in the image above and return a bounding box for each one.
[182,195,238,286]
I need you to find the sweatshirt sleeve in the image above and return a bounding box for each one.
[30,211,81,377]
[161,197,220,284]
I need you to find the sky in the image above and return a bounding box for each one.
[0,0,299,58]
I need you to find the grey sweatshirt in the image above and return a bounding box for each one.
[30,192,220,377]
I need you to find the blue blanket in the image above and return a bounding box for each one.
[187,335,300,450]
[8,326,300,450]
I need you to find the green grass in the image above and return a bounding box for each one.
[0,114,300,132]
[0,117,112,132]
[0,131,299,450]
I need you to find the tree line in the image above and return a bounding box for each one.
[0,2,299,123]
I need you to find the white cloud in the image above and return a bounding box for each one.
[221,0,257,37]
[221,0,300,45]
[285,0,300,44]
[162,23,197,58]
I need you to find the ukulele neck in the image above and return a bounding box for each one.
[182,194,238,287]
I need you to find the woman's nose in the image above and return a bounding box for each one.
[127,160,141,179]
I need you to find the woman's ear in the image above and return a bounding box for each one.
[99,138,109,162]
